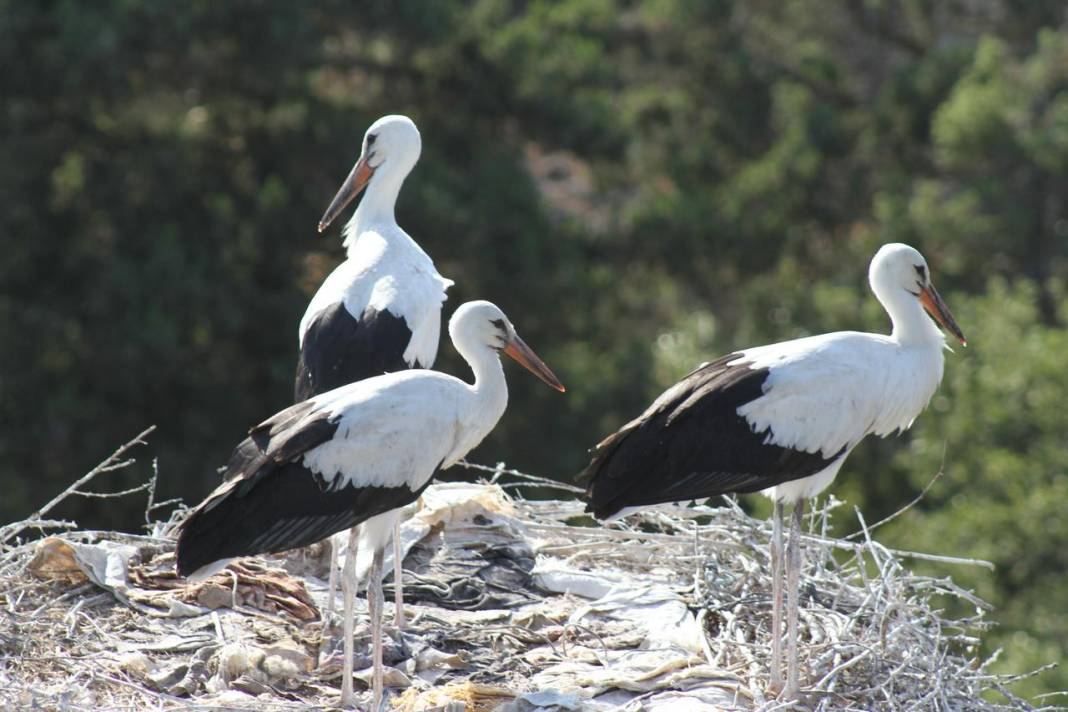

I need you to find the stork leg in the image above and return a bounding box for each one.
[368,547,386,711]
[319,533,341,666]
[784,499,806,701]
[392,519,405,630]
[339,526,360,708]
[768,500,785,696]
[326,534,340,619]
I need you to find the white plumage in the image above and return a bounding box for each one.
[178,301,564,710]
[740,245,957,505]
[299,115,452,378]
[304,367,505,504]
[739,333,941,450]
[295,115,453,677]
[583,243,966,701]
[298,225,452,368]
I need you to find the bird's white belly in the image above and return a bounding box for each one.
[761,456,847,504]
[359,510,400,556]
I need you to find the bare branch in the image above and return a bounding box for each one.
[457,459,585,495]
[70,482,153,499]
[846,442,947,541]
[0,425,156,545]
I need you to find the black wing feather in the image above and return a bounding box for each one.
[582,354,842,520]
[176,462,436,577]
[295,303,417,401]
[183,301,433,577]
[221,399,337,483]
[176,398,437,577]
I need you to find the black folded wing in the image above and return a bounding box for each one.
[176,398,435,577]
[295,303,415,401]
[582,354,842,520]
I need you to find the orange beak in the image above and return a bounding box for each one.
[919,283,967,346]
[503,335,566,392]
[317,153,374,233]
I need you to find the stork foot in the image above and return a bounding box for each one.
[776,685,809,709]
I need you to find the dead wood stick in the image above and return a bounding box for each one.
[1,425,156,544]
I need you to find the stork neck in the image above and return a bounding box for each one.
[883,289,945,348]
[473,350,508,401]
[457,341,508,411]
[342,161,419,255]
[354,162,408,227]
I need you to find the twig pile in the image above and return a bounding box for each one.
[0,439,1058,711]
[526,492,1055,711]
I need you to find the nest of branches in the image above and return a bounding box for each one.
[0,431,1057,711]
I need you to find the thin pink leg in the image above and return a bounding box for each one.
[769,500,784,696]
[784,499,806,700]
[368,547,385,711]
[339,526,359,707]
[392,519,405,630]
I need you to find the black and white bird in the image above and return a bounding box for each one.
[177,300,565,710]
[581,243,966,701]
[299,114,452,633]
[297,114,451,399]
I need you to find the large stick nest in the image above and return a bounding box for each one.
[0,461,1056,711]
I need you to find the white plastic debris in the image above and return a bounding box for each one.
[535,559,703,652]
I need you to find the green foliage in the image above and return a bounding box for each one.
[884,281,1068,697]
[3,0,1068,699]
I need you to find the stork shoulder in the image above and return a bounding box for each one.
[300,229,450,346]
[736,331,927,455]
[301,372,468,491]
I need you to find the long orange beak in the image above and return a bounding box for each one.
[317,154,374,233]
[503,335,566,392]
[919,283,967,346]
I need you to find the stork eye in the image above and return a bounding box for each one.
[366,134,377,146]
[913,264,927,281]
[490,318,506,331]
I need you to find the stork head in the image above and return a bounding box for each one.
[450,301,566,392]
[869,243,967,346]
[318,115,422,232]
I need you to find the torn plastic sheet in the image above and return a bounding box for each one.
[534,560,704,653]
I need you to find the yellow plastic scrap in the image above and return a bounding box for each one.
[27,537,88,584]
[391,680,516,712]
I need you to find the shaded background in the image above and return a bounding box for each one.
[3,0,1067,699]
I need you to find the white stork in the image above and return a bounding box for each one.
[581,243,966,701]
[300,114,452,634]
[177,300,565,710]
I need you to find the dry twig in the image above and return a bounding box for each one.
[0,426,157,546]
